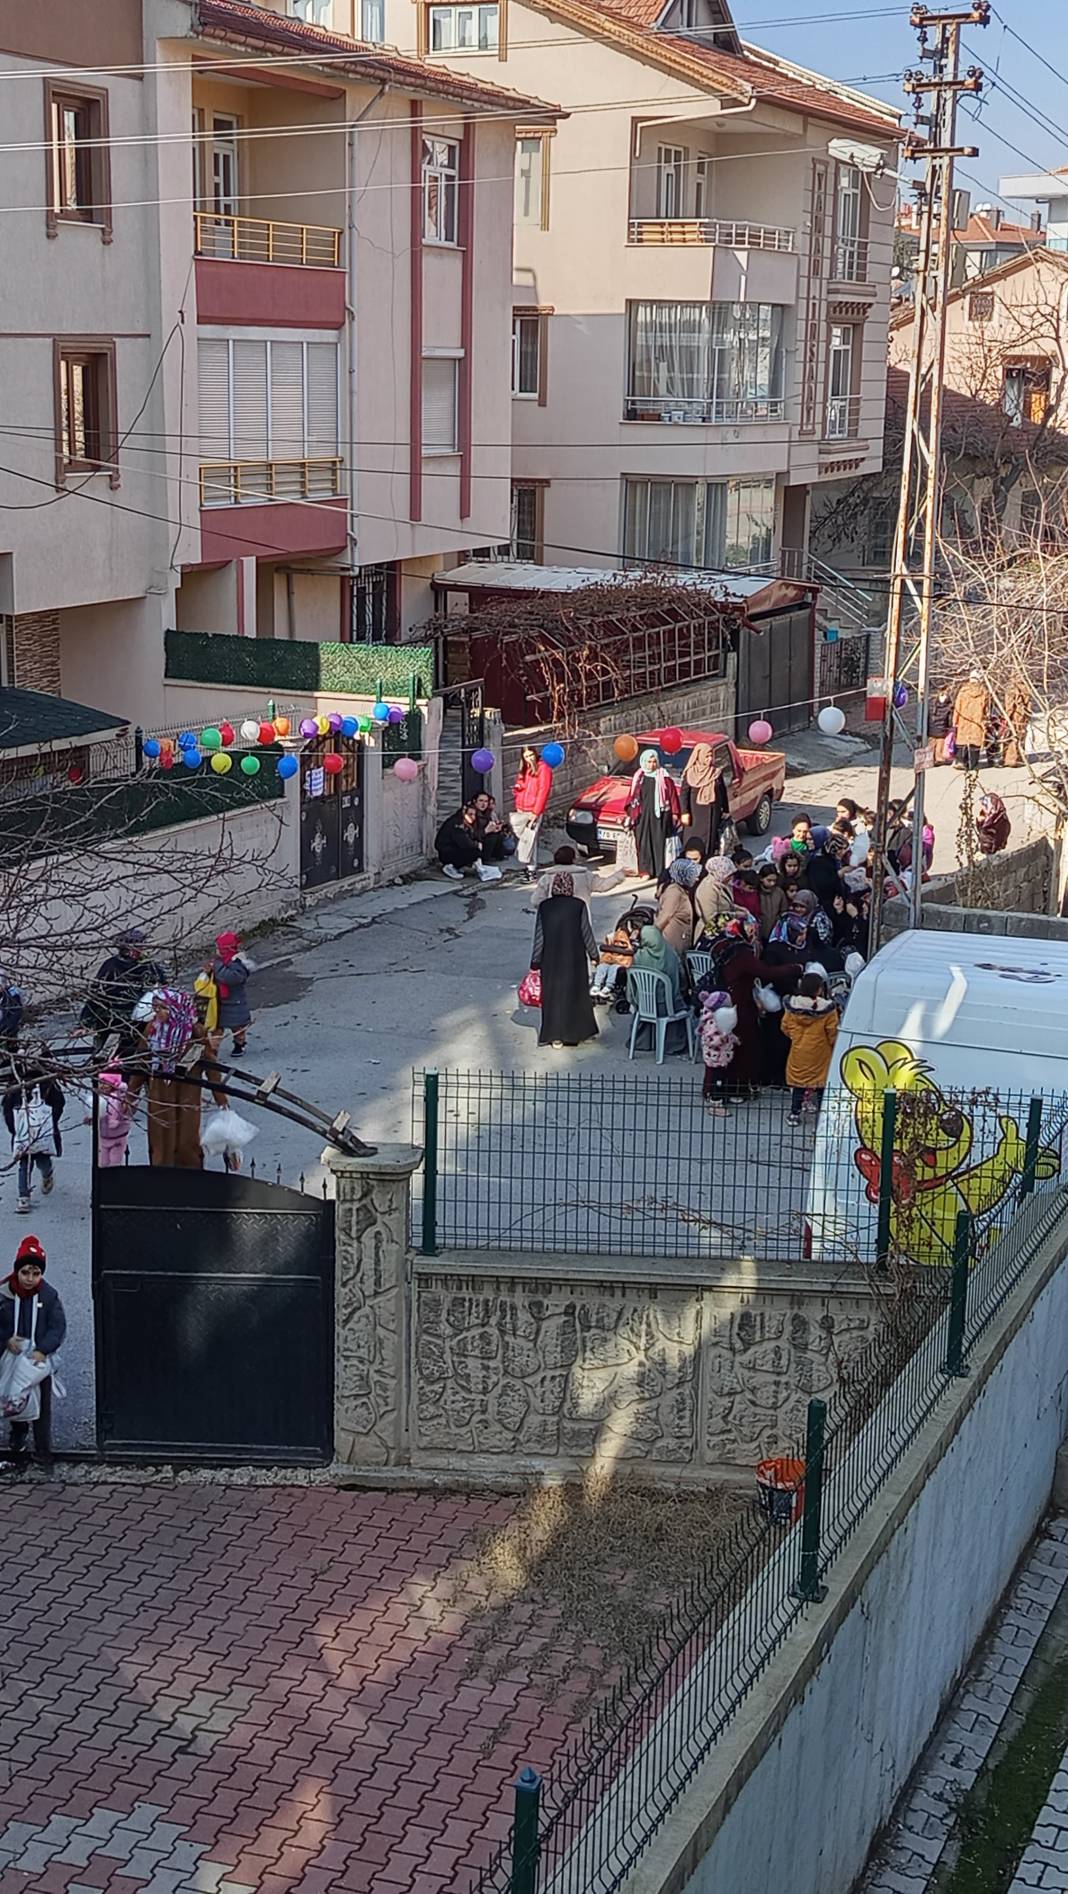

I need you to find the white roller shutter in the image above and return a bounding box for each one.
[305,342,339,459]
[269,341,304,460]
[198,337,230,460]
[232,339,267,459]
[421,357,458,454]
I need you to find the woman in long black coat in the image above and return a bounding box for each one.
[530,873,599,1048]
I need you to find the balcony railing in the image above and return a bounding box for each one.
[628,217,795,252]
[199,458,344,507]
[194,211,342,268]
[831,236,870,284]
[624,394,786,424]
[823,395,864,443]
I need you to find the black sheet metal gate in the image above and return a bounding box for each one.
[93,1164,334,1464]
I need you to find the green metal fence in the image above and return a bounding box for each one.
[164,627,432,697]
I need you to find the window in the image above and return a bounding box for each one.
[826,322,856,437]
[422,135,459,243]
[655,146,686,219]
[834,164,864,280]
[209,114,239,225]
[290,0,333,21]
[625,300,786,422]
[428,4,499,48]
[694,155,711,222]
[361,0,385,37]
[197,335,340,488]
[54,341,117,485]
[352,563,396,640]
[622,476,775,569]
[968,291,994,324]
[515,133,550,228]
[44,81,111,240]
[511,483,543,561]
[422,355,460,454]
[1004,359,1051,427]
[512,313,541,397]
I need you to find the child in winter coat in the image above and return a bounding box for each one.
[96,1068,130,1168]
[757,864,787,943]
[731,870,762,926]
[781,973,839,1126]
[699,988,739,1116]
[590,923,636,1003]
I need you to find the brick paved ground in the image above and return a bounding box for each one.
[0,1480,738,1894]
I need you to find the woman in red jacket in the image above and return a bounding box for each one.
[510,746,553,880]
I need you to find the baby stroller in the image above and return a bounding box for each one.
[601,899,653,1014]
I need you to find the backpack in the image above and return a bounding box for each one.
[13,1086,55,1158]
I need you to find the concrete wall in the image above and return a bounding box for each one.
[883,836,1060,939]
[627,1198,1068,1894]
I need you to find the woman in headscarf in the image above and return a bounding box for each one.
[976,791,1011,856]
[695,916,801,1096]
[679,743,729,857]
[773,888,840,969]
[654,858,702,958]
[626,749,680,880]
[628,925,685,1019]
[695,857,737,936]
[125,988,204,1168]
[530,872,599,1049]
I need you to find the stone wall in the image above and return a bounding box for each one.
[6,609,62,693]
[508,658,738,818]
[883,836,1060,940]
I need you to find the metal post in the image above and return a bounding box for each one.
[875,1090,897,1271]
[421,1069,440,1257]
[792,1398,828,1604]
[134,725,144,773]
[943,1210,972,1376]
[510,1766,541,1894]
[1019,1095,1044,1200]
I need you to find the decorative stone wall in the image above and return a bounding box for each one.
[7,609,62,693]
[329,1146,420,1470]
[882,837,1060,940]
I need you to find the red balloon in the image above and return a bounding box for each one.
[219,721,235,747]
[661,727,683,756]
[258,721,275,745]
[67,765,84,785]
[323,752,344,776]
[160,750,174,770]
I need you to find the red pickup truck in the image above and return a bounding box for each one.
[566,728,786,859]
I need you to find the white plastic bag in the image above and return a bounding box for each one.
[200,1108,258,1157]
[13,1087,55,1158]
[754,981,782,1014]
[0,1345,51,1422]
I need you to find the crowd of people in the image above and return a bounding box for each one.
[436,746,554,884]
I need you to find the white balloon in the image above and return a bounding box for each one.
[240,718,260,742]
[818,704,846,736]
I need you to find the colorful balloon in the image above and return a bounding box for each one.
[158,737,174,753]
[328,713,343,734]
[219,721,235,747]
[67,765,84,785]
[299,717,318,739]
[817,705,846,737]
[613,733,639,763]
[357,715,372,734]
[316,715,331,737]
[200,727,222,751]
[240,718,260,743]
[182,747,202,769]
[660,729,683,757]
[210,751,233,774]
[277,753,299,780]
[893,681,909,709]
[178,730,196,749]
[541,742,565,769]
[160,750,174,771]
[258,721,275,746]
[340,716,358,739]
[143,738,161,760]
[471,748,495,774]
[323,752,344,776]
[393,756,419,782]
[273,715,291,738]
[240,754,261,776]
[748,719,773,746]
[372,701,390,723]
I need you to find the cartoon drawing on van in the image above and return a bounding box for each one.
[841,1040,1059,1266]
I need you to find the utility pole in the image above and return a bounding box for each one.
[869,1,988,950]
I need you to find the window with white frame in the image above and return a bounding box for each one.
[515,135,546,227]
[429,4,499,48]
[694,154,711,222]
[197,334,340,481]
[290,0,333,23]
[512,313,540,397]
[361,0,385,38]
[622,476,775,569]
[826,322,856,436]
[422,354,461,454]
[835,164,864,280]
[625,300,786,422]
[422,135,459,243]
[655,145,686,220]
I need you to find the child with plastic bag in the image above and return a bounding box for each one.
[0,1234,66,1472]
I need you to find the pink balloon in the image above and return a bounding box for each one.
[748,719,773,745]
[393,756,419,782]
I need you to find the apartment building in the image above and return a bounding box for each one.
[0,0,558,722]
[389,0,899,577]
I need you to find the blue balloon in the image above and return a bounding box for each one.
[177,730,196,749]
[143,738,161,759]
[277,752,299,780]
[372,701,390,723]
[340,716,358,739]
[542,742,565,769]
[893,681,909,709]
[182,747,202,769]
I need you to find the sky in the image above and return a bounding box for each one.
[737,0,1066,210]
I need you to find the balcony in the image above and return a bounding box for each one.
[830,237,874,292]
[194,212,341,268]
[628,217,795,253]
[623,396,786,425]
[200,458,344,506]
[821,395,866,452]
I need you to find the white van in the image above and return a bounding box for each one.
[806,929,1068,1265]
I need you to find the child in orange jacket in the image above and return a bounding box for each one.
[781,972,839,1126]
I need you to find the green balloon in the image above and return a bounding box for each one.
[201,726,222,750]
[240,753,261,776]
[357,715,372,734]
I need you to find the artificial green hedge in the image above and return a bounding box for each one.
[165,629,431,698]
[0,758,283,866]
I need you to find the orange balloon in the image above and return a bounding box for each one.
[613,733,639,763]
[273,715,291,738]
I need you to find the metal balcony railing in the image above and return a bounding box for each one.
[194,211,342,268]
[824,394,864,442]
[199,458,344,507]
[628,217,795,252]
[623,394,786,424]
[831,236,870,284]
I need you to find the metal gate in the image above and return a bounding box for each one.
[299,736,365,891]
[735,608,814,740]
[93,1164,334,1463]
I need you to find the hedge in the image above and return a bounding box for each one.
[165,629,432,698]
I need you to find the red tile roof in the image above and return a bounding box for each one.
[955,215,1043,246]
[191,0,563,116]
[886,363,1068,458]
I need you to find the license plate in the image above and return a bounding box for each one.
[596,826,618,846]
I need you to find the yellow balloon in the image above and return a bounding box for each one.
[316,715,331,737]
[210,751,233,774]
